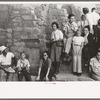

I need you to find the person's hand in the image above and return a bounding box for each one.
[36,76,40,81]
[18,67,22,71]
[26,67,30,73]
[51,40,55,43]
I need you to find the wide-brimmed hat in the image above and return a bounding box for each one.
[0,46,7,52]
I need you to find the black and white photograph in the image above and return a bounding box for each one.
[0,2,99,82]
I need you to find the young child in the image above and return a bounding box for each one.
[17,52,32,81]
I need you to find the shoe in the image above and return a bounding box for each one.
[73,72,77,75]
[77,73,81,76]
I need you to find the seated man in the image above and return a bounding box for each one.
[0,46,16,81]
[63,14,78,62]
[89,50,100,81]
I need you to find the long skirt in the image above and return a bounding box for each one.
[50,42,62,62]
[73,45,82,73]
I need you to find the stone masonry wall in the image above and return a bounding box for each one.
[0,4,68,70]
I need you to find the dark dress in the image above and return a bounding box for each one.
[94,25,100,50]
[83,33,96,70]
[39,58,53,81]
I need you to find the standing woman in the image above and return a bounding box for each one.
[50,22,63,75]
[72,29,84,76]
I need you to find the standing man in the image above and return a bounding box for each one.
[83,7,93,34]
[91,7,100,42]
[77,14,88,35]
[0,46,16,81]
[63,14,78,61]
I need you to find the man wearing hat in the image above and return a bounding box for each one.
[0,46,16,81]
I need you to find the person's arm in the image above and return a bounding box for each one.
[37,59,43,80]
[86,14,93,34]
[89,59,93,73]
[17,60,22,72]
[26,60,30,72]
[51,32,55,42]
[63,24,68,38]
[45,59,52,81]
[72,37,75,49]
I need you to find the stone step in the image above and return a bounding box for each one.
[56,73,94,81]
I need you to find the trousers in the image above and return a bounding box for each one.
[18,69,32,81]
[73,45,82,73]
[0,69,14,81]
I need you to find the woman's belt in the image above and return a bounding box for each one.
[74,44,81,46]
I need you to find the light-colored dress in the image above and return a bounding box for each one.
[72,36,84,73]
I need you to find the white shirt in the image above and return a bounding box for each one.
[72,36,84,45]
[0,52,14,65]
[17,58,30,69]
[77,20,88,28]
[86,13,93,30]
[91,12,100,25]
[51,29,63,41]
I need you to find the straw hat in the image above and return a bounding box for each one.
[0,46,7,52]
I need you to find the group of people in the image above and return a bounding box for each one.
[0,7,100,81]
[38,7,100,81]
[0,46,32,81]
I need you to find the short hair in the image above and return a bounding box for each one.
[20,51,25,56]
[91,7,96,12]
[68,13,75,19]
[43,50,49,57]
[81,14,86,19]
[51,22,59,28]
[83,7,89,14]
[84,26,90,31]
[20,51,29,59]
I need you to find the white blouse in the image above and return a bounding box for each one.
[72,36,84,45]
[51,29,63,41]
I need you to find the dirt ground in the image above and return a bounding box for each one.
[56,62,94,81]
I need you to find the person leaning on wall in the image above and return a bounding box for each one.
[50,22,64,75]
